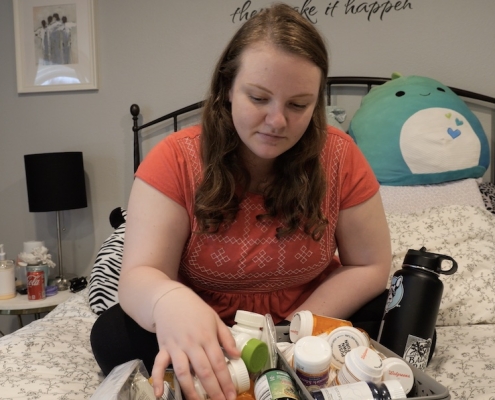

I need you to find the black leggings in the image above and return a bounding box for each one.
[90,290,433,376]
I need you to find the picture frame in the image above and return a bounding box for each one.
[13,0,97,93]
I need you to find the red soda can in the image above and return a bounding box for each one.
[27,266,46,300]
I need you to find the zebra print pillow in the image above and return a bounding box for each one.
[88,208,126,315]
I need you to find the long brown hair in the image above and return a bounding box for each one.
[195,3,329,240]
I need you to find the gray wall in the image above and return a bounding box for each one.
[1,0,494,334]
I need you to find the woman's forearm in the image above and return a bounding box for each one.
[287,261,389,321]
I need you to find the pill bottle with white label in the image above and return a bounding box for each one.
[310,380,406,400]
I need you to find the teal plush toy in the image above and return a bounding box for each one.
[349,73,490,186]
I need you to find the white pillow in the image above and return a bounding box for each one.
[380,178,485,214]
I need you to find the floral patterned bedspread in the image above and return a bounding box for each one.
[428,325,495,400]
[0,289,102,399]
[0,204,494,400]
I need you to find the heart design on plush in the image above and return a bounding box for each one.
[455,118,464,126]
[447,127,461,139]
[445,113,452,119]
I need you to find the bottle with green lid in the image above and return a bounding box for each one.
[230,329,269,373]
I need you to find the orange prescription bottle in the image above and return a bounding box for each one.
[289,310,352,342]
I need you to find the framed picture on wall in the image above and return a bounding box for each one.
[13,0,97,93]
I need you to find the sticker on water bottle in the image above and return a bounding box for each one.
[403,335,431,370]
[384,275,404,313]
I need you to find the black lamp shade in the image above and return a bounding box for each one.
[24,152,87,212]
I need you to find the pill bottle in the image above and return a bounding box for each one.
[381,357,414,395]
[333,346,383,386]
[325,326,370,369]
[230,329,269,373]
[254,369,300,400]
[232,310,265,340]
[294,336,332,390]
[310,380,406,400]
[289,310,352,342]
[193,357,250,399]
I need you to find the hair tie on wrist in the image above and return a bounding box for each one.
[151,286,190,328]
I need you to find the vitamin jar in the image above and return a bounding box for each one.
[293,336,332,390]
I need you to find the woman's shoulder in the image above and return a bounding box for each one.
[165,124,202,142]
[322,125,357,156]
[325,125,354,142]
[151,125,202,156]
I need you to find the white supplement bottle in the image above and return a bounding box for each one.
[232,310,265,340]
[310,380,406,400]
[193,357,250,399]
[294,335,332,390]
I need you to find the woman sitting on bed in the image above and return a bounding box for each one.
[90,3,391,400]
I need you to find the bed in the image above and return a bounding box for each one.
[0,76,494,400]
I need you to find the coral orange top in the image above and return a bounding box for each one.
[136,125,379,325]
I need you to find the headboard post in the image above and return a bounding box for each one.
[130,104,140,173]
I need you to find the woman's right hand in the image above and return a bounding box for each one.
[150,285,240,400]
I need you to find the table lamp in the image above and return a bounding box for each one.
[24,152,87,291]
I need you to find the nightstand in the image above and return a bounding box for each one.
[0,291,73,335]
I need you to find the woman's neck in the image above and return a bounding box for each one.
[246,160,275,194]
[240,144,276,193]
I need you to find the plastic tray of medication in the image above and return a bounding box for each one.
[275,326,450,400]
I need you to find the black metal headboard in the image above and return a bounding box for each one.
[131,76,495,174]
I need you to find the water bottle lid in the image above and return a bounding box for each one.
[403,247,457,275]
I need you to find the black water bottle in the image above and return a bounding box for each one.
[377,247,457,370]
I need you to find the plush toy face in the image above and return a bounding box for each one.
[349,75,490,186]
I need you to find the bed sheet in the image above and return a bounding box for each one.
[427,324,495,400]
[0,289,102,400]
[1,204,494,399]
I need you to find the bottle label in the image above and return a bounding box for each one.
[295,367,329,390]
[254,370,299,400]
[384,275,404,314]
[403,334,431,370]
[318,382,376,400]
